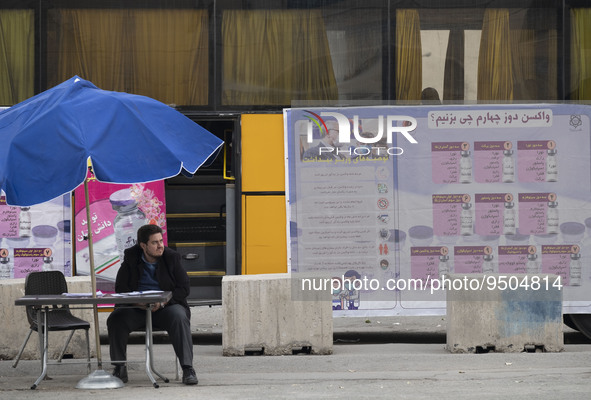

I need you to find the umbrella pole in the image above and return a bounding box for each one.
[84,174,102,369]
[76,169,124,389]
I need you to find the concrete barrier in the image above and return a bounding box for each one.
[446,274,563,353]
[222,273,333,356]
[0,277,96,360]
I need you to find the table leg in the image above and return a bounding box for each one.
[144,307,169,388]
[31,308,49,389]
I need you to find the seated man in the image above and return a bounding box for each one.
[107,224,198,385]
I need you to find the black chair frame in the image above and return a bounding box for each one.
[12,271,91,372]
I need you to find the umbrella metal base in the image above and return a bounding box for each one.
[75,369,124,389]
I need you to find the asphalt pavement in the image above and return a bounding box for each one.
[1,306,590,399]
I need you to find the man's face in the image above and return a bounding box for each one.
[140,232,164,261]
[325,121,340,147]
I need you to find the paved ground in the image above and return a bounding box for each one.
[2,306,590,399]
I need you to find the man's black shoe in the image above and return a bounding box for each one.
[112,365,128,383]
[182,367,198,385]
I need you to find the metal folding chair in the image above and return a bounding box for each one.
[12,271,91,371]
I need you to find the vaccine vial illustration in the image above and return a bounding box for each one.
[503,202,516,235]
[546,201,559,234]
[482,254,495,274]
[56,220,72,277]
[459,150,472,183]
[42,256,54,271]
[546,148,558,182]
[526,253,539,274]
[0,256,10,279]
[19,207,31,237]
[461,203,473,236]
[502,150,514,183]
[4,237,29,279]
[110,189,147,262]
[570,253,582,286]
[438,255,450,279]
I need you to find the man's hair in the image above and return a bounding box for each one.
[137,224,163,244]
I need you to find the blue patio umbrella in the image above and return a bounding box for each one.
[0,76,223,206]
[0,76,223,387]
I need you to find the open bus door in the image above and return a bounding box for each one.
[164,117,238,306]
[163,113,288,306]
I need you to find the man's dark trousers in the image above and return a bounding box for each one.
[107,303,193,367]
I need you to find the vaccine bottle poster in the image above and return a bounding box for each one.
[73,176,167,293]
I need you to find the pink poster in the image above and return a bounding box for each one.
[432,194,469,237]
[518,192,553,235]
[410,246,445,283]
[474,193,505,236]
[541,245,577,286]
[0,195,72,279]
[454,246,487,274]
[13,248,45,278]
[73,176,167,292]
[517,140,556,183]
[498,245,533,274]
[473,141,508,183]
[431,142,464,184]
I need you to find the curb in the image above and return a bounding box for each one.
[99,330,591,346]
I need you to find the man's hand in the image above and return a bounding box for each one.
[150,301,166,312]
[133,301,167,311]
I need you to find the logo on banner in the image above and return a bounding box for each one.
[303,110,418,157]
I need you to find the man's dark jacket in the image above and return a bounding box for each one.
[114,244,191,311]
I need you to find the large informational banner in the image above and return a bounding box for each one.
[74,178,167,293]
[0,194,72,279]
[285,104,591,316]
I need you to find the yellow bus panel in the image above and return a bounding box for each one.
[242,195,287,275]
[241,114,285,192]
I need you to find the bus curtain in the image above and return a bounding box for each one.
[570,8,591,101]
[47,8,209,106]
[478,9,514,101]
[395,9,422,103]
[0,9,34,105]
[221,9,338,106]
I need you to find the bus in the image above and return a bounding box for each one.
[1,0,591,337]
